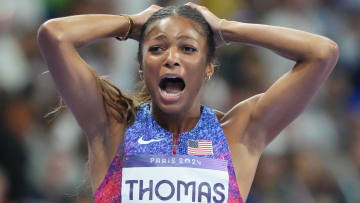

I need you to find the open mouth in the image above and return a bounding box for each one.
[159,76,185,101]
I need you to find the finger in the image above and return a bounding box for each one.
[149,5,162,11]
[185,2,196,8]
[150,5,161,8]
[185,2,206,13]
[154,6,163,12]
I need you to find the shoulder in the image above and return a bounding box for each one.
[215,93,263,125]
[212,94,264,145]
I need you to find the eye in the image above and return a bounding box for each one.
[182,46,197,54]
[148,46,164,53]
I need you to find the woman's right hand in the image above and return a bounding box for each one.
[129,5,162,40]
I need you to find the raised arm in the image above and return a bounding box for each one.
[37,14,132,136]
[37,4,161,135]
[222,21,339,150]
[186,3,339,152]
[37,14,136,191]
[37,6,161,191]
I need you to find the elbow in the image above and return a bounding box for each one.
[37,19,65,47]
[312,38,339,66]
[320,39,339,62]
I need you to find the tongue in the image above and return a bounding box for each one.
[165,82,183,94]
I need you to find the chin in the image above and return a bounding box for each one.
[154,97,187,115]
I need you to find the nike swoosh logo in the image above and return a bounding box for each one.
[138,136,164,145]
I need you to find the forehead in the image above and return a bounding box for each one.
[144,15,206,42]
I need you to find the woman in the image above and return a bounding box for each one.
[37,2,339,202]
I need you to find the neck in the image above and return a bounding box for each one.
[150,102,202,134]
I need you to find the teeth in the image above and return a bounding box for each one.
[161,89,181,97]
[166,76,178,79]
[164,91,180,97]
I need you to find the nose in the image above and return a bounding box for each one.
[164,47,180,68]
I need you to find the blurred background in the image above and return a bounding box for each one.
[0,0,359,202]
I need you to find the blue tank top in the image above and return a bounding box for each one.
[94,103,243,202]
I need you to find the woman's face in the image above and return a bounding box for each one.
[142,15,213,114]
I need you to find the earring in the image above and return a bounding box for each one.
[206,75,211,81]
[139,70,143,81]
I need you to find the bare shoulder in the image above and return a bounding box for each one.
[220,94,263,129]
[211,94,264,144]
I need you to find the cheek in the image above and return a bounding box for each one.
[183,56,208,88]
[142,55,160,76]
[187,68,206,91]
[192,72,205,85]
[142,57,161,94]
[185,57,208,78]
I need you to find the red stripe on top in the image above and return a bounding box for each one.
[173,133,179,155]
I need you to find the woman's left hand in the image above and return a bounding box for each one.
[185,2,225,47]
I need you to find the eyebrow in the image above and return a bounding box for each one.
[177,35,196,41]
[153,34,167,41]
[152,34,197,41]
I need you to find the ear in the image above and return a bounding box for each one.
[205,60,215,78]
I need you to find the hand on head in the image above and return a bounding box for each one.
[129,3,225,47]
[185,2,225,47]
[130,5,163,40]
